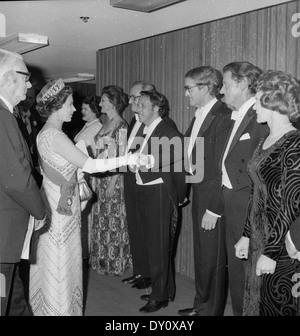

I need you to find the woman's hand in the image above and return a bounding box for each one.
[256,254,276,276]
[235,236,249,259]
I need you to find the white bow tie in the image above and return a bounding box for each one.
[231,110,243,121]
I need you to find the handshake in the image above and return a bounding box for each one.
[126,152,151,169]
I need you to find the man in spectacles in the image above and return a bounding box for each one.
[178,66,232,316]
[122,81,178,291]
[0,49,45,316]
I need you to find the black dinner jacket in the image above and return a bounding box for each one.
[138,119,186,205]
[184,100,232,215]
[223,105,269,192]
[0,99,45,263]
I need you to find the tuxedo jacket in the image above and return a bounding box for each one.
[138,119,186,205]
[185,100,232,215]
[223,106,269,193]
[0,99,45,263]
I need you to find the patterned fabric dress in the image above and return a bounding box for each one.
[243,130,300,316]
[90,119,132,276]
[29,128,83,316]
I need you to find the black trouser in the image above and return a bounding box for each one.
[1,262,31,316]
[136,183,175,301]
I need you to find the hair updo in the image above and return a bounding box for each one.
[101,85,129,114]
[36,79,73,118]
[256,70,300,122]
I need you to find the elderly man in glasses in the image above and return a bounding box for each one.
[122,81,178,291]
[0,49,45,316]
[178,66,232,316]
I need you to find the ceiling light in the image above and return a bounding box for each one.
[0,33,49,54]
[110,0,186,13]
[49,73,95,84]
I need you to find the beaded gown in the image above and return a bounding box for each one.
[90,119,132,276]
[29,128,83,316]
[243,130,300,316]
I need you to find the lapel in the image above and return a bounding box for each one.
[227,105,256,156]
[185,117,195,137]
[192,100,220,151]
[127,116,136,139]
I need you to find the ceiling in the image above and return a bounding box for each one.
[0,0,292,84]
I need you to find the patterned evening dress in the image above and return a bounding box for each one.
[29,128,83,316]
[90,119,132,276]
[243,130,300,316]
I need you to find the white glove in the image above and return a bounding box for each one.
[82,155,128,174]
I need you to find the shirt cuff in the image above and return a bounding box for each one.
[206,209,221,218]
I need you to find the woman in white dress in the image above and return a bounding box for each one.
[74,96,102,261]
[29,79,144,316]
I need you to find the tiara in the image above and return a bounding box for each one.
[41,78,65,102]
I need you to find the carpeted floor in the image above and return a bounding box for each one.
[83,265,233,316]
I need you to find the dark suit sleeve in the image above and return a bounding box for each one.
[0,111,45,219]
[163,116,178,131]
[206,111,232,215]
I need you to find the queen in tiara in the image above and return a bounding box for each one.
[28,78,145,316]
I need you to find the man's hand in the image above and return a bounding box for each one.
[201,212,218,230]
[235,236,249,259]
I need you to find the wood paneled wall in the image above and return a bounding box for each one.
[96,0,300,278]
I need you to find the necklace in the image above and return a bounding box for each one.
[269,123,293,138]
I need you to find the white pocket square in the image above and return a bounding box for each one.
[239,133,251,141]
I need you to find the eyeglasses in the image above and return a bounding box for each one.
[184,83,206,93]
[15,71,31,82]
[129,95,141,102]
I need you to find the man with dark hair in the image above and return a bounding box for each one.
[220,61,268,315]
[133,90,185,313]
[122,81,177,290]
[178,66,232,316]
[0,49,45,316]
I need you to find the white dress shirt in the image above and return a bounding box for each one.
[187,98,218,168]
[136,117,163,186]
[221,97,256,189]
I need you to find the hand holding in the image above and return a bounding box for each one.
[235,236,249,259]
[256,254,276,276]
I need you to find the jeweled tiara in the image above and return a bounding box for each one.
[41,78,65,102]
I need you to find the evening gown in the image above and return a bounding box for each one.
[90,119,132,276]
[29,128,83,316]
[243,130,300,316]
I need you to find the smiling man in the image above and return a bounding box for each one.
[134,90,185,313]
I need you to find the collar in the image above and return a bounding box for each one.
[144,116,162,136]
[195,97,218,118]
[0,94,14,113]
[232,97,256,120]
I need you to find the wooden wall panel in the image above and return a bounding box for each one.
[96,0,300,278]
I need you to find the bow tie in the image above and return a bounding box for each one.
[231,110,243,121]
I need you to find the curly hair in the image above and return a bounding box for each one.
[36,83,73,118]
[223,61,263,94]
[101,85,129,114]
[82,95,101,118]
[140,90,167,118]
[256,70,300,122]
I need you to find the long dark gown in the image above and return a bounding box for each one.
[243,130,300,316]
